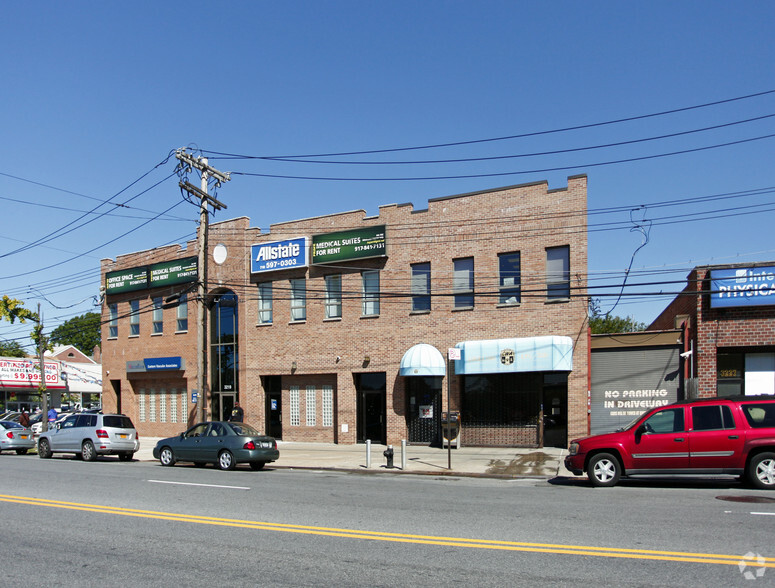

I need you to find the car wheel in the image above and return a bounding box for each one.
[748,452,775,490]
[16,449,28,455]
[118,452,133,462]
[218,450,236,471]
[587,452,621,487]
[249,461,266,471]
[159,447,176,467]
[82,440,97,462]
[38,438,52,459]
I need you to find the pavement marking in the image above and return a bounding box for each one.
[147,479,250,490]
[752,512,775,516]
[0,492,773,567]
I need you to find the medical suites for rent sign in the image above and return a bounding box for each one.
[0,358,65,389]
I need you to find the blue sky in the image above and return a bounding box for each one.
[1,2,774,349]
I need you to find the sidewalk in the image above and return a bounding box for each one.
[136,437,574,479]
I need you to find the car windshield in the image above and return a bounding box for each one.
[227,423,263,437]
[616,412,648,432]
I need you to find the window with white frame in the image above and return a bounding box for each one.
[290,279,306,321]
[129,299,140,336]
[322,385,333,427]
[306,385,317,426]
[453,257,474,308]
[258,282,273,324]
[498,252,521,305]
[139,389,146,422]
[325,275,342,319]
[290,386,300,426]
[108,304,118,338]
[176,295,188,332]
[152,297,163,334]
[546,245,570,300]
[362,270,380,316]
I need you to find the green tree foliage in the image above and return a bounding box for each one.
[0,295,37,324]
[0,339,27,357]
[588,299,647,334]
[49,312,101,353]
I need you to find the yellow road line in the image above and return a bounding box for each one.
[0,493,772,567]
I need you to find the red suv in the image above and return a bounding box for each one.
[565,395,775,488]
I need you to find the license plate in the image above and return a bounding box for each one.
[119,434,127,439]
[21,435,28,440]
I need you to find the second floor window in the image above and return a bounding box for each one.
[258,283,273,324]
[176,295,188,332]
[290,278,306,321]
[546,245,570,300]
[325,275,342,319]
[108,303,118,338]
[129,299,140,336]
[152,297,163,334]
[499,252,521,305]
[453,257,474,308]
[411,262,431,312]
[362,270,380,316]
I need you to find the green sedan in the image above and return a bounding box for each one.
[153,421,279,470]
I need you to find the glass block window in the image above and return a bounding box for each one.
[546,245,570,300]
[108,304,118,338]
[325,275,342,319]
[411,262,431,312]
[322,385,333,427]
[453,257,474,308]
[362,270,380,316]
[290,386,300,426]
[152,297,163,334]
[148,389,156,423]
[129,299,140,336]
[498,252,521,305]
[290,279,306,322]
[176,295,188,332]
[306,386,317,426]
[170,388,178,424]
[139,389,146,423]
[159,389,167,423]
[181,389,187,422]
[258,282,273,324]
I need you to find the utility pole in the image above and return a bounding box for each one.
[175,149,229,424]
[37,303,49,433]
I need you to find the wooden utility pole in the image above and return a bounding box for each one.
[37,303,49,433]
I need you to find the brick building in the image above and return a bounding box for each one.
[650,262,775,398]
[100,175,589,447]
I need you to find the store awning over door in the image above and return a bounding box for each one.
[454,336,573,375]
[399,344,446,376]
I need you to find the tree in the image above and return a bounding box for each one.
[588,298,647,334]
[49,312,101,353]
[0,295,37,324]
[0,339,27,357]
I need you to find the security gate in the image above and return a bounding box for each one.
[406,376,442,445]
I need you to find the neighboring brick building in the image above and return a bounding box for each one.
[650,262,775,398]
[100,175,589,448]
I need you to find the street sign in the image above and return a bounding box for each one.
[448,347,461,361]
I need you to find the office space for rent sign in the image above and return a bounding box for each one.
[105,257,198,294]
[311,226,386,264]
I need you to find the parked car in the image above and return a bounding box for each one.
[0,421,35,455]
[37,413,139,461]
[566,395,775,489]
[153,421,279,471]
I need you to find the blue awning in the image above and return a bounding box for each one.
[399,344,446,376]
[454,336,573,375]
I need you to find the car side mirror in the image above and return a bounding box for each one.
[179,432,185,439]
[635,424,647,442]
[56,423,61,430]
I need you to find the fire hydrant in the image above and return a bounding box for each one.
[383,445,394,468]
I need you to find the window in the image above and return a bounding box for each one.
[411,263,431,312]
[176,295,188,332]
[691,405,735,431]
[290,386,300,426]
[453,257,474,308]
[159,389,167,423]
[325,275,342,319]
[129,299,140,336]
[546,246,570,300]
[642,408,685,434]
[149,389,156,422]
[152,297,163,334]
[306,385,317,426]
[742,403,775,428]
[170,388,178,423]
[498,252,521,305]
[108,304,118,338]
[362,270,380,316]
[322,385,334,427]
[258,283,273,324]
[290,278,306,321]
[139,389,146,422]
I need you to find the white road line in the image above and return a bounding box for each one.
[751,512,775,516]
[148,479,250,490]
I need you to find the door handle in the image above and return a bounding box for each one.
[728,435,739,439]
[674,438,685,442]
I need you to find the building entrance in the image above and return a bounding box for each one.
[212,393,236,422]
[263,376,282,439]
[356,372,386,444]
[405,376,442,445]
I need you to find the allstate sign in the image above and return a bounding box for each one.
[251,237,308,274]
[711,266,775,308]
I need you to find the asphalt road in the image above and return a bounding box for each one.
[1,453,774,587]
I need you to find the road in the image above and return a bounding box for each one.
[1,453,773,587]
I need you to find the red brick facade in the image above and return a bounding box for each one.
[101,176,589,447]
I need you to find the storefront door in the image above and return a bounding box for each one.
[542,384,567,448]
[212,393,236,422]
[406,376,442,445]
[356,373,386,444]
